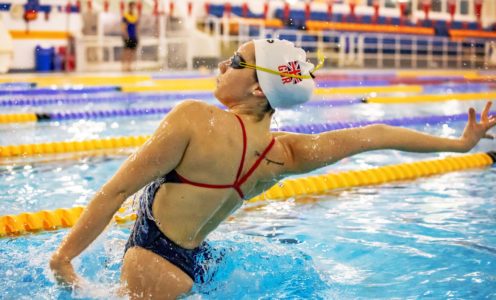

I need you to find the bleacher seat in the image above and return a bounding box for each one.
[364,37,378,54]
[208,4,225,17]
[400,39,413,55]
[417,40,428,55]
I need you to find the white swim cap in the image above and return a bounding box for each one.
[253,39,316,109]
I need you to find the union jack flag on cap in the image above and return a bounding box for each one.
[278,61,303,85]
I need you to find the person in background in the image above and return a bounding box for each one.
[122,1,139,72]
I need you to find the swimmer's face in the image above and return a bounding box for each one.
[214,42,260,105]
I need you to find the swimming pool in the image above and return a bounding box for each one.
[1,72,495,299]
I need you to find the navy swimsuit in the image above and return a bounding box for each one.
[125,115,275,282]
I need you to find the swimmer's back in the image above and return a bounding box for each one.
[151,100,287,248]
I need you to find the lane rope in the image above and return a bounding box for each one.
[364,91,496,103]
[0,98,362,124]
[1,151,494,237]
[2,112,494,158]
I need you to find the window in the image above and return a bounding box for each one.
[431,0,442,12]
[417,0,442,12]
[460,0,469,15]
[385,0,396,8]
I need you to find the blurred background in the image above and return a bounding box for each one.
[0,0,495,73]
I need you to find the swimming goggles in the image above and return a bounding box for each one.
[230,51,325,79]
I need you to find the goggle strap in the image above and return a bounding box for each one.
[240,52,326,80]
[240,62,312,79]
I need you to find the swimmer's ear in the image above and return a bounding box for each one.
[252,85,265,98]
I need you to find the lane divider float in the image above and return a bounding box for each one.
[0,135,149,158]
[1,151,494,237]
[3,111,494,157]
[0,109,492,158]
[0,98,363,124]
[365,91,496,104]
[0,92,214,107]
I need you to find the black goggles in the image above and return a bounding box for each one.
[229,52,247,69]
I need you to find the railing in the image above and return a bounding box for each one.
[231,17,494,70]
[75,15,495,71]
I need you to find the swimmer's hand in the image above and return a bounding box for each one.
[49,252,84,289]
[459,101,496,151]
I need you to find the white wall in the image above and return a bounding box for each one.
[1,2,82,70]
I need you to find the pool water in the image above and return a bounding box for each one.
[1,77,495,299]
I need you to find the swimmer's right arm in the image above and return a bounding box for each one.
[278,102,495,174]
[50,101,199,288]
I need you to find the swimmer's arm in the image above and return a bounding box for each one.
[50,101,198,287]
[280,103,495,174]
[271,131,291,137]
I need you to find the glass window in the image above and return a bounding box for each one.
[385,0,396,8]
[460,0,469,15]
[418,0,442,12]
[431,0,442,12]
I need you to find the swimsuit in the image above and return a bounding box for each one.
[125,115,275,282]
[123,13,139,50]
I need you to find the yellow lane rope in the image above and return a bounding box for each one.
[0,136,150,158]
[396,70,479,78]
[315,85,423,95]
[122,82,425,94]
[365,91,496,104]
[1,152,494,237]
[0,113,37,123]
[0,75,152,87]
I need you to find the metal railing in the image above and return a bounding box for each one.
[75,15,496,71]
[230,17,494,70]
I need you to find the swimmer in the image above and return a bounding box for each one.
[50,39,496,299]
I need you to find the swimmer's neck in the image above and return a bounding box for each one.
[227,102,273,125]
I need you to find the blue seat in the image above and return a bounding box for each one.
[399,39,413,54]
[391,17,401,25]
[417,40,428,55]
[364,37,378,54]
[447,41,458,56]
[279,34,297,43]
[208,4,225,17]
[432,40,443,55]
[323,35,339,44]
[361,15,372,24]
[451,21,463,29]
[382,38,395,54]
[378,16,388,25]
[301,35,317,52]
[468,22,479,30]
[310,11,328,21]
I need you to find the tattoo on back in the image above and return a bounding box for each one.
[255,151,284,166]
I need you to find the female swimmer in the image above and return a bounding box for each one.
[50,39,496,299]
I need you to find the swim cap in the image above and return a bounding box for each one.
[253,39,315,109]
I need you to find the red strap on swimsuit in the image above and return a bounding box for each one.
[172,115,275,199]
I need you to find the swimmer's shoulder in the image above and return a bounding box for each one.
[171,99,222,116]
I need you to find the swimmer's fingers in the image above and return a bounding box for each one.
[481,101,492,122]
[468,107,477,124]
[483,134,494,140]
[486,116,496,132]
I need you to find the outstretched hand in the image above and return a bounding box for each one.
[460,101,496,151]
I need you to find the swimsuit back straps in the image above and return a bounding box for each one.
[165,115,275,199]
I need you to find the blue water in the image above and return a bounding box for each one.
[1,79,495,299]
